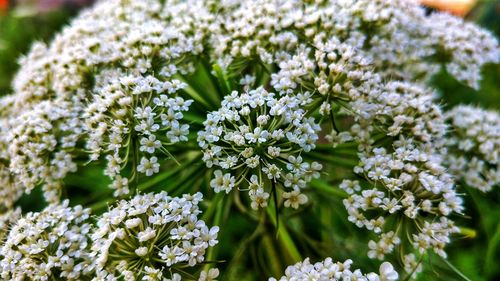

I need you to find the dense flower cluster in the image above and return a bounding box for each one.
[269,257,398,281]
[0,0,496,205]
[444,105,500,192]
[199,87,321,209]
[211,0,498,89]
[0,201,93,280]
[91,191,219,280]
[1,92,84,203]
[341,139,462,256]
[266,19,462,273]
[85,73,193,196]
[0,0,212,202]
[333,81,462,272]
[0,0,497,280]
[0,207,21,244]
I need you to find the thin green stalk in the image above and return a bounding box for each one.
[225,213,266,279]
[138,152,201,191]
[306,152,358,167]
[485,223,500,276]
[309,179,348,198]
[271,180,279,230]
[265,208,302,263]
[262,234,283,277]
[213,64,232,97]
[203,194,226,272]
[201,193,224,221]
[442,258,473,281]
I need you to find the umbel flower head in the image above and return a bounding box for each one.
[0,0,498,280]
[444,105,500,192]
[85,72,193,196]
[0,201,93,280]
[198,87,321,209]
[91,191,219,280]
[0,0,212,202]
[0,207,21,245]
[0,0,496,205]
[270,30,463,270]
[269,257,398,281]
[341,140,462,261]
[210,0,498,89]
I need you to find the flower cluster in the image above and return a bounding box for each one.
[85,73,193,196]
[269,32,462,271]
[0,201,93,280]
[210,0,498,89]
[0,0,497,279]
[198,87,321,209]
[341,138,462,268]
[0,0,496,207]
[0,0,212,202]
[269,257,398,281]
[91,191,219,280]
[444,105,500,192]
[0,207,21,244]
[3,95,84,203]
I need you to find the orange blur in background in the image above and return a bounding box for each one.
[0,0,480,17]
[419,0,477,16]
[0,0,8,12]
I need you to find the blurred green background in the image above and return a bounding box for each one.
[0,0,93,94]
[0,1,499,280]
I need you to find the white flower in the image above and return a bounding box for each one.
[0,201,92,280]
[198,268,219,281]
[140,135,162,154]
[135,247,149,257]
[282,190,308,209]
[137,156,160,176]
[199,87,321,209]
[167,124,190,143]
[91,192,219,280]
[250,191,270,210]
[210,170,235,194]
[379,262,399,281]
[245,127,269,144]
[138,227,157,242]
[271,257,398,281]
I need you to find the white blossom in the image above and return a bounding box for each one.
[0,201,93,280]
[91,192,219,280]
[198,87,321,209]
[444,105,500,192]
[269,257,398,281]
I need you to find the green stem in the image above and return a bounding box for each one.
[309,179,348,198]
[485,223,500,276]
[213,64,232,97]
[203,194,225,272]
[138,152,201,191]
[306,152,358,167]
[442,258,473,281]
[262,234,283,277]
[271,180,279,230]
[265,208,302,263]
